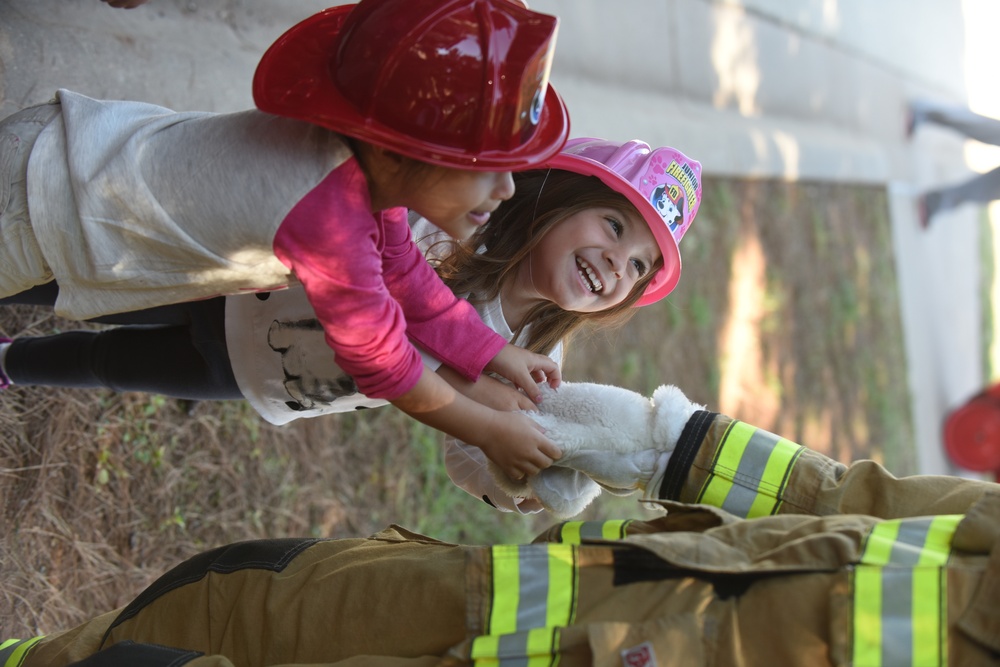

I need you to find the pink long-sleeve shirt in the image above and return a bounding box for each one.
[272,159,506,399]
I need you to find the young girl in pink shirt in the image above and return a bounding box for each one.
[0,0,571,481]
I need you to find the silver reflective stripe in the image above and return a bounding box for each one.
[497,546,551,659]
[473,544,577,667]
[698,421,803,518]
[718,428,779,513]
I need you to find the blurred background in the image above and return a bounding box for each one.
[1,0,998,635]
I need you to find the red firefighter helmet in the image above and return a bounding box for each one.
[253,0,569,170]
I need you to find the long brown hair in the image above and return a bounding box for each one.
[432,169,663,356]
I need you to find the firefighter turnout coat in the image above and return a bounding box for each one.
[4,412,999,667]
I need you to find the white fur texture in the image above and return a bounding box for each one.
[489,382,702,518]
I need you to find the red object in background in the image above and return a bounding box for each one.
[943,383,1000,481]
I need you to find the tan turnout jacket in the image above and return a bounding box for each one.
[5,412,999,667]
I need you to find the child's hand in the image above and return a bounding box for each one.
[485,343,561,404]
[436,366,538,412]
[390,366,558,481]
[476,411,562,481]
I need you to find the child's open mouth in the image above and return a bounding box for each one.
[576,257,604,294]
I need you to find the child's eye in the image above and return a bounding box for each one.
[606,216,624,237]
[631,258,647,277]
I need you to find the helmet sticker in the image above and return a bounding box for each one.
[529,86,544,126]
[641,153,701,240]
[650,184,684,233]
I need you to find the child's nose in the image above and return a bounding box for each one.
[605,252,623,280]
[494,172,515,201]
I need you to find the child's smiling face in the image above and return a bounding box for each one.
[519,206,661,313]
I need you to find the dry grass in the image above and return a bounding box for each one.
[0,176,914,637]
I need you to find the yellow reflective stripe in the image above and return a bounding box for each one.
[559,521,583,545]
[474,544,578,666]
[919,515,963,566]
[470,636,501,665]
[525,628,560,667]
[862,520,902,566]
[489,544,521,635]
[557,520,629,544]
[745,437,802,517]
[0,637,43,667]
[852,516,961,667]
[912,566,945,664]
[545,546,576,627]
[472,629,562,667]
[698,421,746,508]
[853,566,884,666]
[861,516,961,567]
[697,421,803,518]
[600,520,629,540]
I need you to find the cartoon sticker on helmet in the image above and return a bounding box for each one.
[529,86,544,126]
[650,182,685,233]
[520,33,556,132]
[639,153,701,242]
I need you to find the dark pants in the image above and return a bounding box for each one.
[1,282,240,399]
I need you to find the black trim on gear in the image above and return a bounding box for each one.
[612,547,759,600]
[67,640,203,667]
[658,410,718,501]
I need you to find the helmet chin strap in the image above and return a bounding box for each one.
[532,168,551,222]
[527,252,536,294]
[526,168,551,296]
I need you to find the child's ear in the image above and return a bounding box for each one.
[366,145,406,175]
[355,142,405,175]
[381,147,407,168]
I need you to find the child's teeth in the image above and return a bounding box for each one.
[577,258,603,293]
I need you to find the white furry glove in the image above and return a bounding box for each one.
[490,382,703,518]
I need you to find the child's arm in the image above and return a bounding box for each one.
[271,166,495,401]
[379,208,563,402]
[392,365,562,480]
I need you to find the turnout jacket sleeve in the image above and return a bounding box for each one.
[656,410,996,520]
[272,159,504,400]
